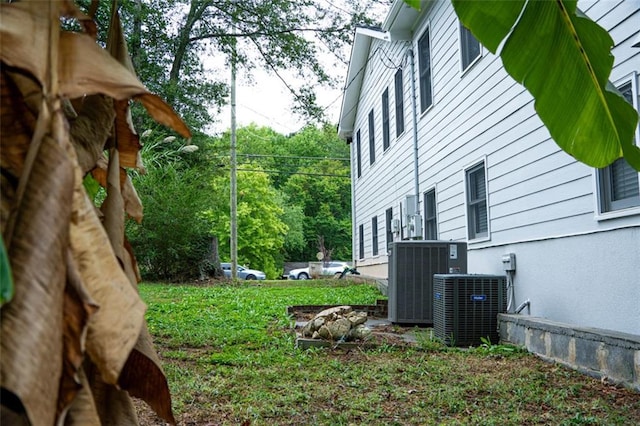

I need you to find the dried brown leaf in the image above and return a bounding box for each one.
[101,148,126,263]
[119,324,176,425]
[113,99,145,170]
[57,252,99,419]
[84,360,140,425]
[90,156,143,222]
[0,2,52,88]
[69,164,146,385]
[0,69,38,178]
[60,367,101,426]
[1,116,75,425]
[68,95,116,174]
[57,32,190,138]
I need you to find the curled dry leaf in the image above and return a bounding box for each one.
[68,95,116,174]
[0,70,38,179]
[69,164,146,386]
[57,252,99,419]
[119,324,177,425]
[91,155,144,223]
[59,367,101,426]
[84,360,140,425]
[1,112,75,425]
[1,3,190,139]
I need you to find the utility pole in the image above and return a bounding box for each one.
[230,34,238,280]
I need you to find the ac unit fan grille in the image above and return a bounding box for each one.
[433,274,506,346]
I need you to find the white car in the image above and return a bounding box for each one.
[221,263,266,280]
[288,261,351,280]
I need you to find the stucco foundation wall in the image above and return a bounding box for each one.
[499,314,640,391]
[468,227,640,336]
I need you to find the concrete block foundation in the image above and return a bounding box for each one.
[499,314,640,392]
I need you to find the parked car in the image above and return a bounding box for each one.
[288,261,351,280]
[221,263,266,280]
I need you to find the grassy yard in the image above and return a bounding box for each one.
[136,281,639,425]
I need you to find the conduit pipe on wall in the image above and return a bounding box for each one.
[515,299,531,315]
[407,47,421,227]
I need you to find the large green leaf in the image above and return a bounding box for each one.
[452,0,640,170]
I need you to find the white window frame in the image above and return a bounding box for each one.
[368,109,376,165]
[464,158,491,242]
[394,68,405,138]
[416,22,433,116]
[371,216,379,257]
[355,129,362,178]
[358,223,365,259]
[593,71,640,221]
[382,88,390,151]
[459,21,482,74]
[424,186,438,240]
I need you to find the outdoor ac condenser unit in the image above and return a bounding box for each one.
[433,274,507,346]
[388,241,467,325]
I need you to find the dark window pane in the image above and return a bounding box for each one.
[395,69,405,136]
[418,29,432,112]
[460,24,480,70]
[382,89,390,150]
[368,110,376,164]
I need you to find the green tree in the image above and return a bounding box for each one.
[204,165,288,279]
[82,0,382,132]
[128,133,217,281]
[283,159,352,261]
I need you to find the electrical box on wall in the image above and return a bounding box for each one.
[502,253,516,272]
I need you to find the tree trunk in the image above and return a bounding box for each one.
[130,0,142,71]
[169,0,211,84]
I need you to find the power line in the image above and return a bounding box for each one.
[240,153,349,161]
[214,152,350,161]
[235,167,350,178]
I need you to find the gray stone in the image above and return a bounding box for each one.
[315,305,352,319]
[318,318,352,340]
[346,311,368,327]
[348,324,372,341]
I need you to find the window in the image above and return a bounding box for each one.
[395,69,405,136]
[356,130,362,178]
[597,80,640,213]
[368,109,376,165]
[385,207,393,251]
[466,162,488,240]
[424,189,437,239]
[371,216,379,256]
[382,89,390,151]
[418,28,432,112]
[460,23,480,71]
[358,224,365,259]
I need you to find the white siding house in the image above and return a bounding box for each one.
[338,0,640,336]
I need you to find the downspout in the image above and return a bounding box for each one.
[351,139,357,267]
[407,46,421,232]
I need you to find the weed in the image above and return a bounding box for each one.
[414,328,448,352]
[134,282,640,426]
[476,335,524,356]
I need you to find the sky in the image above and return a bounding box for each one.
[207,55,348,136]
[204,0,391,136]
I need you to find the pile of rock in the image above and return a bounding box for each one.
[301,305,372,342]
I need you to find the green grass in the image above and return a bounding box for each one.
[137,281,640,425]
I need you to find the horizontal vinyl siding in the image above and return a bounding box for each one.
[351,0,639,262]
[352,37,414,263]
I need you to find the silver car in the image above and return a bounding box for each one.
[221,263,266,280]
[288,261,350,280]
